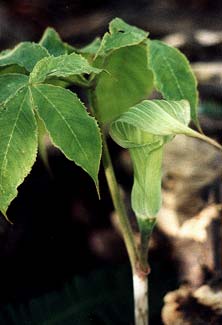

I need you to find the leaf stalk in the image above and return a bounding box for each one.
[88,90,140,272]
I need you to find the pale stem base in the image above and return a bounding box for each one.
[133,273,148,325]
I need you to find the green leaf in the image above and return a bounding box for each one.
[148,40,199,126]
[0,73,28,105]
[0,88,38,215]
[78,38,102,62]
[110,99,221,223]
[39,27,75,56]
[29,84,102,185]
[0,42,49,72]
[79,38,101,56]
[30,53,102,84]
[0,49,11,57]
[91,18,152,123]
[93,45,153,123]
[0,65,27,75]
[96,18,148,57]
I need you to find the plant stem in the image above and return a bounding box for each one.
[88,91,139,271]
[102,128,150,325]
[133,272,149,325]
[88,90,150,325]
[101,132,139,269]
[139,218,156,272]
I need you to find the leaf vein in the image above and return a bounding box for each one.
[0,92,27,185]
[32,86,90,164]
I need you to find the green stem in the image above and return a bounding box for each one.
[88,91,139,271]
[139,218,156,272]
[186,129,222,150]
[102,132,139,269]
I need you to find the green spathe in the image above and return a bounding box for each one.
[110,99,221,227]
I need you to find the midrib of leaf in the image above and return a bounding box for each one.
[161,53,184,98]
[0,90,27,186]
[1,84,27,108]
[30,86,90,165]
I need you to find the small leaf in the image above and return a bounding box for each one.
[78,38,102,62]
[0,73,28,105]
[30,53,102,84]
[0,42,49,72]
[0,88,38,215]
[78,37,101,55]
[96,18,148,57]
[39,27,75,56]
[148,40,199,126]
[29,84,102,185]
[93,45,153,123]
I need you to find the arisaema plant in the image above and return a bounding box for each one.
[0,17,221,325]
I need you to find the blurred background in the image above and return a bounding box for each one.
[0,1,222,324]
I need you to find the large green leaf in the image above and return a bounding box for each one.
[110,99,221,225]
[0,73,28,105]
[0,88,38,216]
[93,45,153,123]
[148,40,198,125]
[29,84,102,185]
[39,27,73,56]
[0,42,49,72]
[30,53,102,84]
[96,18,148,57]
